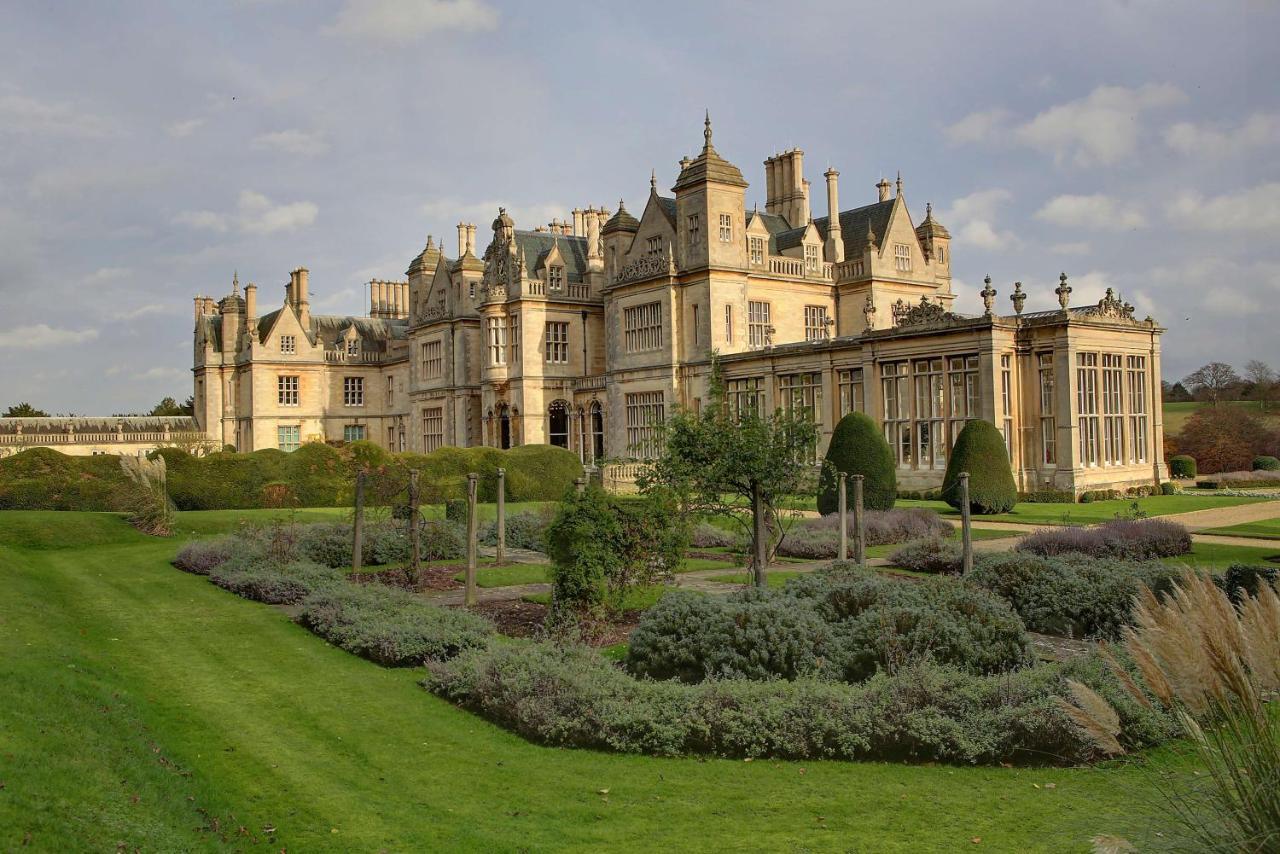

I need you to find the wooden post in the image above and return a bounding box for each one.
[852,474,866,567]
[408,469,421,585]
[960,472,974,575]
[837,472,848,561]
[574,476,586,495]
[465,473,478,606]
[352,470,365,575]
[495,467,506,565]
[751,479,767,589]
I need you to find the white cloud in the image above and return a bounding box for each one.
[1164,113,1280,158]
[166,117,206,139]
[1015,83,1185,166]
[113,303,180,321]
[0,90,117,138]
[0,324,99,349]
[27,165,170,201]
[1050,242,1090,255]
[327,0,499,43]
[939,189,1017,250]
[252,129,330,156]
[1167,182,1280,231]
[85,266,133,285]
[175,190,318,235]
[1035,194,1146,230]
[943,108,1011,145]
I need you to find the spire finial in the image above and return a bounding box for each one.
[618,197,625,211]
[650,169,657,191]
[925,202,933,219]
[703,110,712,147]
[895,171,903,197]
[232,270,239,295]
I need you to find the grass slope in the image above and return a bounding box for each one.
[0,511,1197,851]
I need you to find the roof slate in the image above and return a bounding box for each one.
[774,199,896,258]
[514,231,589,281]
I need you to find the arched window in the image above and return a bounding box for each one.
[548,400,570,449]
[496,404,512,450]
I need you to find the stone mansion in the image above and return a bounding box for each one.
[193,117,1167,493]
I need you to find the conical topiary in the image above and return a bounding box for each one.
[817,412,896,514]
[942,419,1017,514]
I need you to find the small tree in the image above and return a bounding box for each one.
[1245,360,1277,413]
[1177,406,1280,474]
[2,403,49,417]
[1165,381,1194,403]
[942,420,1017,514]
[1184,362,1241,407]
[817,412,896,514]
[638,360,818,586]
[148,396,187,417]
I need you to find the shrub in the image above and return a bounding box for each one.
[0,448,150,511]
[298,584,491,666]
[1251,455,1280,471]
[419,520,466,561]
[817,412,896,514]
[1018,489,1076,504]
[969,552,1182,639]
[444,499,467,523]
[173,535,240,575]
[889,537,964,574]
[210,558,345,605]
[942,420,1017,515]
[1215,564,1280,604]
[628,565,1031,685]
[1168,455,1197,478]
[427,642,1173,764]
[1015,518,1192,561]
[480,508,554,552]
[1160,481,1178,495]
[776,509,952,559]
[689,521,738,549]
[1176,407,1279,474]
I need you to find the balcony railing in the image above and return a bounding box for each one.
[0,431,208,446]
[573,374,607,391]
[766,257,833,281]
[324,350,383,363]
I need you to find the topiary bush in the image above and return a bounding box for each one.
[1015,518,1192,562]
[889,537,964,574]
[298,584,492,666]
[1252,455,1280,471]
[817,412,896,514]
[942,420,1017,515]
[1168,455,1197,478]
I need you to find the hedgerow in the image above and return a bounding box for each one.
[0,447,151,511]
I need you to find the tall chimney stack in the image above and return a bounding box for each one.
[466,223,477,255]
[824,168,843,263]
[457,222,467,257]
[245,282,258,334]
[295,268,310,327]
[877,177,891,203]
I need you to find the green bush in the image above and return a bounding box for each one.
[426,641,1175,765]
[968,552,1182,639]
[298,584,492,667]
[1169,455,1197,478]
[817,412,896,514]
[1251,455,1280,471]
[889,537,963,574]
[626,566,1031,684]
[480,508,555,552]
[1215,564,1279,604]
[1018,489,1076,504]
[209,558,345,605]
[942,420,1017,515]
[0,448,150,511]
[1160,481,1178,495]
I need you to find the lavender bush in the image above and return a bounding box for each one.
[777,508,952,559]
[889,537,964,574]
[173,535,241,575]
[1015,518,1192,561]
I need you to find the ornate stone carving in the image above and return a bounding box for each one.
[980,275,997,315]
[1080,287,1137,321]
[893,295,957,328]
[1010,281,1026,315]
[1055,272,1072,309]
[616,251,675,285]
[862,294,876,330]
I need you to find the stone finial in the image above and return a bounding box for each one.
[232,270,240,296]
[1056,272,1072,310]
[865,219,877,250]
[895,171,903,197]
[650,169,657,192]
[1011,280,1026,315]
[703,109,712,148]
[980,275,997,315]
[863,294,877,330]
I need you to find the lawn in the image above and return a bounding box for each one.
[456,563,552,587]
[1205,518,1280,540]
[0,510,1196,851]
[897,494,1267,526]
[1161,541,1280,571]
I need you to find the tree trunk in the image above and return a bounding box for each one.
[408,469,421,587]
[352,470,365,575]
[751,479,767,588]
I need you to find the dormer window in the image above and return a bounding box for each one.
[895,243,912,272]
[749,237,764,265]
[719,213,732,243]
[549,266,564,291]
[346,338,359,356]
[804,244,819,273]
[646,236,663,257]
[280,335,296,354]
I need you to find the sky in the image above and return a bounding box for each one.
[1,0,1277,414]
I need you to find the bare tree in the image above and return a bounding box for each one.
[1183,362,1241,407]
[1245,360,1277,413]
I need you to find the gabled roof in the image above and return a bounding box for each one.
[514,231,589,281]
[745,210,792,254]
[775,198,896,258]
[656,195,677,225]
[601,202,640,235]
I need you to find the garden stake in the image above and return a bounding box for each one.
[852,474,866,567]
[408,469,421,586]
[496,467,506,565]
[465,472,478,606]
[960,472,973,575]
[352,469,365,576]
[838,472,848,561]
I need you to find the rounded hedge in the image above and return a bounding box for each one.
[817,412,896,514]
[1252,455,1280,472]
[942,420,1017,515]
[1168,455,1197,478]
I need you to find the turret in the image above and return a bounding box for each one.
[673,112,748,270]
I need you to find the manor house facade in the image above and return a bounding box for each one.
[193,117,1167,493]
